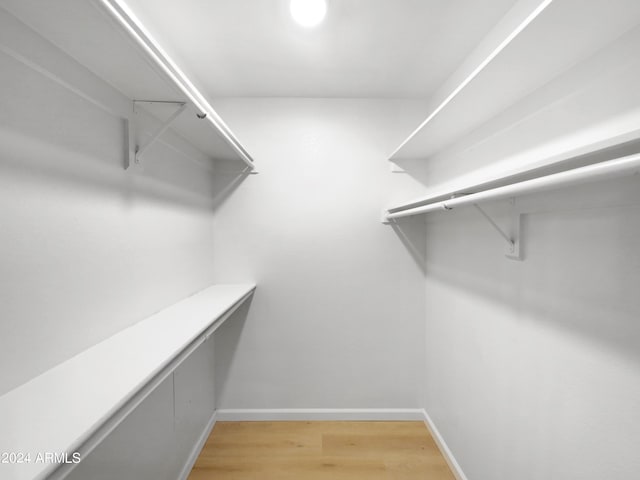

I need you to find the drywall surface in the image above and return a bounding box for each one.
[210,98,429,411]
[423,178,640,480]
[0,11,219,395]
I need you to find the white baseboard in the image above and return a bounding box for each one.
[215,408,425,421]
[421,408,469,480]
[177,410,218,480]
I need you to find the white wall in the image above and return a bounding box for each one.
[423,180,640,480]
[414,19,640,480]
[0,10,219,396]
[210,98,429,412]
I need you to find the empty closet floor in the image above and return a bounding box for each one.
[187,421,456,480]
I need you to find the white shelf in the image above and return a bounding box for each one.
[385,152,640,220]
[0,0,254,169]
[390,0,640,162]
[0,283,256,480]
[387,130,640,214]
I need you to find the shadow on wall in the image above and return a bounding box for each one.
[0,49,250,214]
[390,216,427,275]
[210,159,256,213]
[213,295,254,407]
[424,188,640,363]
[0,121,250,215]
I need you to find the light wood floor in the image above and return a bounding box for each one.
[187,421,456,480]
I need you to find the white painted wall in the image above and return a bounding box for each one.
[210,98,429,411]
[423,180,640,480]
[415,20,640,480]
[0,10,219,397]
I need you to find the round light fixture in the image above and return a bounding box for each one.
[290,0,327,28]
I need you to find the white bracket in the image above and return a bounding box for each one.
[126,100,188,170]
[381,209,394,224]
[125,116,136,170]
[389,161,406,173]
[473,198,522,260]
[233,167,260,175]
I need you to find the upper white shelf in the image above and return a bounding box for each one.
[0,0,254,169]
[0,283,256,480]
[385,152,640,221]
[387,128,640,214]
[390,0,640,163]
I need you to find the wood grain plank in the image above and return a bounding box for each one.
[187,421,456,480]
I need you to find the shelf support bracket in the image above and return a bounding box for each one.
[473,199,522,260]
[381,209,395,225]
[125,116,135,171]
[127,101,187,169]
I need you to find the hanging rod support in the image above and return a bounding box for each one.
[473,203,514,248]
[134,100,188,105]
[131,101,188,167]
[133,100,206,118]
[472,199,521,260]
[221,167,260,175]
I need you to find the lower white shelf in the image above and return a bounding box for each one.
[0,283,256,480]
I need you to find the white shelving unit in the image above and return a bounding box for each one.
[385,130,640,215]
[0,284,256,480]
[385,152,640,221]
[383,0,640,261]
[0,0,255,171]
[383,152,640,261]
[389,0,640,163]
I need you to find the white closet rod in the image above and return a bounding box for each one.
[386,152,640,220]
[98,0,255,170]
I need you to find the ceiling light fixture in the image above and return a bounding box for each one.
[290,0,327,28]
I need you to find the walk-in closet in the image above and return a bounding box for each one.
[1,1,639,479]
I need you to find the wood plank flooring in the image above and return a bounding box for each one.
[187,421,456,480]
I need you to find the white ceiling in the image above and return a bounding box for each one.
[122,0,518,98]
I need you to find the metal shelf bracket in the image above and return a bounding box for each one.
[473,198,522,260]
[126,100,188,170]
